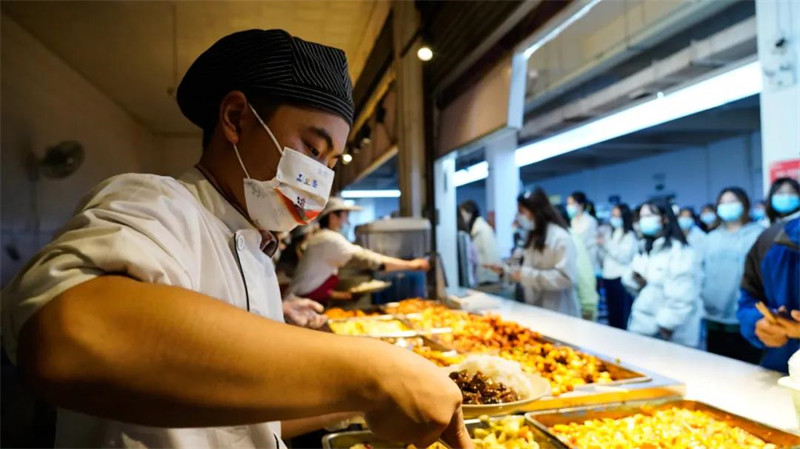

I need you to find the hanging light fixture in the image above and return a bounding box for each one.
[417,45,433,62]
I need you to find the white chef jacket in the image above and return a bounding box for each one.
[289,229,384,296]
[1,168,285,449]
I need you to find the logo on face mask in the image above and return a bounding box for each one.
[296,173,319,189]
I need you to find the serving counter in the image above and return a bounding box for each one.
[489,297,795,433]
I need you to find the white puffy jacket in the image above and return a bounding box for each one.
[519,223,580,317]
[623,237,702,347]
[470,216,501,284]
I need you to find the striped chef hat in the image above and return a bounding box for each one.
[177,29,354,129]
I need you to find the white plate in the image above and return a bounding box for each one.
[459,372,551,418]
[348,280,392,295]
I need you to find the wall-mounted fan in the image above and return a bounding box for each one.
[27,140,84,181]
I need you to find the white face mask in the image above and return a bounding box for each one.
[233,104,334,232]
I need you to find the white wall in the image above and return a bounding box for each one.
[525,133,764,211]
[1,14,165,285]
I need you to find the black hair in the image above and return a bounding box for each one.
[202,97,281,150]
[766,177,800,223]
[569,191,588,207]
[319,210,344,229]
[639,199,687,253]
[614,203,634,234]
[459,200,480,233]
[716,186,751,225]
[518,188,568,252]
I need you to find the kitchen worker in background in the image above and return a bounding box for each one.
[738,212,800,372]
[567,191,600,272]
[699,204,720,232]
[1,30,470,449]
[291,197,430,304]
[459,200,501,284]
[700,187,763,363]
[488,189,580,317]
[766,177,800,224]
[598,204,638,330]
[625,200,702,347]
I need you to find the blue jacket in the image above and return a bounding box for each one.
[738,215,800,372]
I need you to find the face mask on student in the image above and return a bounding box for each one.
[639,215,663,237]
[716,202,744,222]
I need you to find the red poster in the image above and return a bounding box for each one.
[770,159,800,182]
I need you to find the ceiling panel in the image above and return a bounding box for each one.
[2,1,383,134]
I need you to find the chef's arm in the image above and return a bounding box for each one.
[350,248,429,272]
[15,275,451,432]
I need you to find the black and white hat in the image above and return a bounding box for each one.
[177,29,354,130]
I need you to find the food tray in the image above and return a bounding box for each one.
[322,430,407,449]
[380,336,456,353]
[538,336,651,388]
[526,398,800,449]
[321,416,564,449]
[328,315,451,339]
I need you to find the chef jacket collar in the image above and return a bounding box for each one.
[180,167,278,257]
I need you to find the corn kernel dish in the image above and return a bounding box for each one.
[471,416,542,449]
[549,407,777,449]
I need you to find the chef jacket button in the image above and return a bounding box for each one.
[237,234,245,251]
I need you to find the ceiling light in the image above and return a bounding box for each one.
[453,161,489,187]
[449,59,762,187]
[341,189,402,198]
[515,59,761,168]
[417,46,433,62]
[342,153,353,164]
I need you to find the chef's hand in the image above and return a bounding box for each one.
[509,268,522,283]
[483,264,504,275]
[657,327,673,340]
[755,318,789,347]
[777,309,800,339]
[409,258,430,272]
[596,234,606,247]
[282,296,327,329]
[365,343,473,449]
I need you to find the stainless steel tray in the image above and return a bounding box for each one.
[526,398,800,449]
[321,416,564,449]
[380,335,457,353]
[537,335,651,388]
[322,430,408,449]
[328,315,451,338]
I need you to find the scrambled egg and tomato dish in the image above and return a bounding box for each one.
[550,407,776,449]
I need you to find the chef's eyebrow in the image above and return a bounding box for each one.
[307,126,335,153]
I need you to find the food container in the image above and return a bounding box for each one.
[526,399,800,449]
[321,416,563,449]
[322,430,408,449]
[328,315,451,339]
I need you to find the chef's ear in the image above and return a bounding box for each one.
[219,91,248,145]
